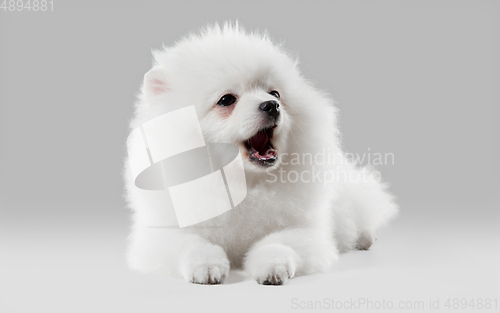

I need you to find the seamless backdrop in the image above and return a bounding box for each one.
[1,1,499,312]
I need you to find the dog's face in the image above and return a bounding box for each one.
[141,28,301,172]
[197,63,296,172]
[204,84,291,172]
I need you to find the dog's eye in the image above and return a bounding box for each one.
[269,90,280,99]
[217,94,237,106]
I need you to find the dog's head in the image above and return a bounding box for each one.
[139,25,309,173]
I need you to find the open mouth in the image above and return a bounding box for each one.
[243,124,278,167]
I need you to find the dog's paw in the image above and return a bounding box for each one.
[189,261,229,284]
[356,231,375,250]
[257,261,293,285]
[245,243,299,285]
[179,243,230,285]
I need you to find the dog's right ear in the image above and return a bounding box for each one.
[143,67,170,102]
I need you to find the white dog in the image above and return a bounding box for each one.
[124,23,398,285]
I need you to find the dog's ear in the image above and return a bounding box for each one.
[143,67,169,102]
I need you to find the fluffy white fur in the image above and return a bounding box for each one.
[124,23,398,285]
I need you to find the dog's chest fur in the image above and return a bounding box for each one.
[186,178,328,267]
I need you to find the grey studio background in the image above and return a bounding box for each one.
[1,1,499,312]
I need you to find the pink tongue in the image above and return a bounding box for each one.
[249,130,269,154]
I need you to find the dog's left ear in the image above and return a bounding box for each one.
[143,67,169,103]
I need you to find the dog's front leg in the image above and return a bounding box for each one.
[244,228,338,285]
[178,237,230,285]
[128,229,229,284]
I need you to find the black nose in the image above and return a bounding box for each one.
[259,100,280,120]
